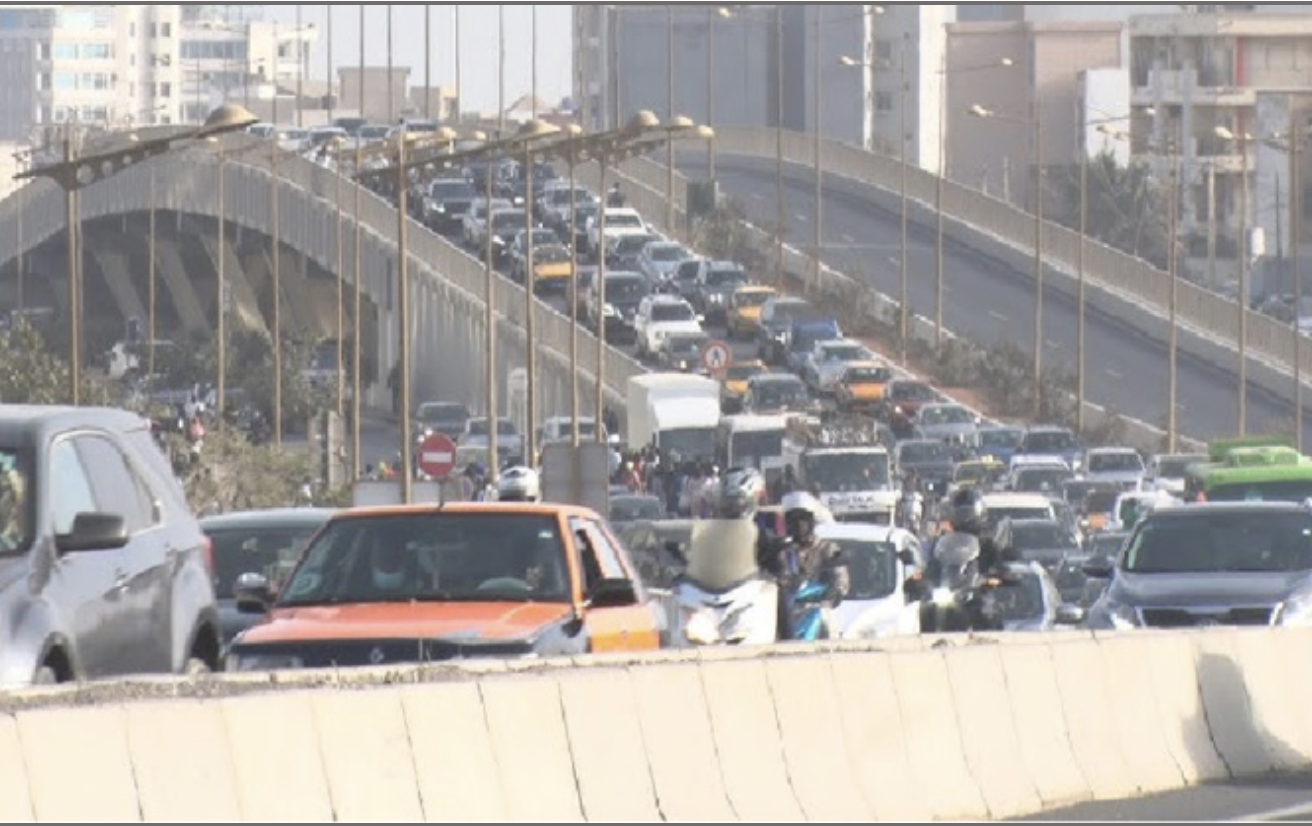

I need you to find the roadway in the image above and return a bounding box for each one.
[1013,775,1312,821]
[681,156,1312,446]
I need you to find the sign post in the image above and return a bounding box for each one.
[700,339,734,379]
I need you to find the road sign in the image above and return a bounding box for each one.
[417,432,458,480]
[701,339,734,377]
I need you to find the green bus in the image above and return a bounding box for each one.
[1187,446,1312,503]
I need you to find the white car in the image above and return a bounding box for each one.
[1145,452,1208,494]
[803,339,875,395]
[633,295,704,360]
[1083,447,1147,492]
[458,417,524,462]
[817,523,923,640]
[586,207,647,258]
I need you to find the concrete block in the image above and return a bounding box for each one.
[0,715,33,822]
[125,700,241,822]
[221,692,334,822]
[1276,628,1312,760]
[890,650,988,820]
[830,652,932,822]
[557,669,661,822]
[1050,639,1137,801]
[1194,632,1276,777]
[18,705,140,822]
[630,662,735,822]
[998,643,1090,808]
[1097,636,1186,794]
[480,676,584,822]
[944,646,1043,820]
[1145,633,1228,785]
[1231,630,1312,770]
[765,656,873,821]
[699,658,804,821]
[400,682,507,822]
[312,689,423,822]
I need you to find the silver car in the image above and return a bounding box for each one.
[1082,447,1146,492]
[913,403,982,446]
[638,241,693,285]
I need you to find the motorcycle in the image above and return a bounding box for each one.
[672,519,779,646]
[792,580,831,641]
[913,531,1010,633]
[899,491,925,536]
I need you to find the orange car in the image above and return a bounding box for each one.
[835,361,894,414]
[223,503,664,671]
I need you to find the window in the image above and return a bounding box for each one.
[874,39,894,62]
[80,106,109,123]
[74,435,156,534]
[158,82,171,98]
[49,439,98,536]
[571,527,606,593]
[82,43,111,60]
[51,72,76,91]
[52,43,78,60]
[875,91,894,113]
[161,22,171,38]
[81,73,111,91]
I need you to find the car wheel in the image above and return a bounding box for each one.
[32,665,59,685]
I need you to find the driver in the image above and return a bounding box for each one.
[369,531,413,595]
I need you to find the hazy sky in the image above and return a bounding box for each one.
[267,5,574,114]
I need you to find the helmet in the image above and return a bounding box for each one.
[497,466,541,503]
[949,486,988,536]
[719,467,766,519]
[781,491,833,543]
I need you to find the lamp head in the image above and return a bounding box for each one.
[624,110,661,133]
[199,103,259,137]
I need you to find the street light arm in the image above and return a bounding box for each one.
[18,132,183,191]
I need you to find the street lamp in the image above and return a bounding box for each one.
[16,103,257,405]
[969,102,1047,419]
[1215,124,1256,436]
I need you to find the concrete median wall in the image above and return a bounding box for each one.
[2,628,1310,822]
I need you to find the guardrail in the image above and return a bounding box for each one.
[4,627,1305,821]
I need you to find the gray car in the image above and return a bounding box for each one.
[638,241,692,284]
[1084,502,1312,631]
[913,403,982,446]
[201,508,335,645]
[894,439,957,487]
[993,561,1085,632]
[0,405,221,687]
[995,517,1081,571]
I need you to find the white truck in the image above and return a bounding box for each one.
[627,373,721,463]
[781,417,898,525]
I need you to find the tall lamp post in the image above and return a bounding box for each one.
[1215,124,1255,436]
[16,104,257,405]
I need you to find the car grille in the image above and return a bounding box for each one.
[237,639,536,668]
[1138,606,1275,628]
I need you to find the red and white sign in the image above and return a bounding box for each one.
[701,339,734,377]
[417,432,458,480]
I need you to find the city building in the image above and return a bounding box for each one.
[572,4,954,174]
[0,4,317,145]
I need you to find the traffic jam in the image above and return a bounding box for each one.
[216,153,1312,674]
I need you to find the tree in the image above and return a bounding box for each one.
[0,318,116,407]
[1052,150,1173,271]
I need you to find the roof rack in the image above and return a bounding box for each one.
[785,414,887,449]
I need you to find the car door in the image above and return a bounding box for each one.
[73,433,170,674]
[575,518,660,652]
[45,435,126,680]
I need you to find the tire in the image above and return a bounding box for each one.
[32,665,59,685]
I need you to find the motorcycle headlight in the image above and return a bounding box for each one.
[226,652,304,672]
[931,587,955,607]
[1279,590,1312,626]
[682,608,722,645]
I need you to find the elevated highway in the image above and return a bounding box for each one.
[0,135,643,426]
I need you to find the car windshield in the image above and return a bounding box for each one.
[846,366,893,384]
[899,442,953,463]
[667,335,706,357]
[891,383,936,402]
[822,345,866,363]
[1025,431,1076,452]
[607,213,644,229]
[606,277,647,300]
[468,419,517,437]
[1085,489,1119,513]
[980,429,1025,450]
[731,430,785,464]
[652,303,696,323]
[431,181,474,199]
[1208,480,1312,503]
[207,524,324,599]
[610,497,665,522]
[525,229,558,247]
[418,403,467,423]
[832,539,899,601]
[955,462,1005,486]
[803,451,891,491]
[278,513,572,606]
[648,244,686,262]
[537,245,571,263]
[491,211,527,231]
[617,234,659,253]
[920,406,974,426]
[753,379,808,408]
[987,506,1052,528]
[726,364,763,382]
[1015,467,1073,494]
[993,572,1045,621]
[736,290,772,307]
[0,449,33,554]
[1089,452,1144,473]
[1088,533,1129,557]
[1123,513,1312,574]
[1010,522,1077,550]
[708,269,748,288]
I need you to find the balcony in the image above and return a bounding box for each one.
[1132,68,1256,108]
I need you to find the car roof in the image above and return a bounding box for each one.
[1088,446,1139,454]
[1146,501,1310,518]
[333,502,602,521]
[200,508,337,530]
[0,405,151,444]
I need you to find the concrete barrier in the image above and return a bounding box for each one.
[3,630,1312,822]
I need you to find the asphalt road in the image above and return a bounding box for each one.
[1012,774,1312,821]
[681,156,1312,445]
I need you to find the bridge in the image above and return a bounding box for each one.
[0,134,640,424]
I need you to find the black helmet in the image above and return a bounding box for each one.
[719,467,766,519]
[949,486,989,536]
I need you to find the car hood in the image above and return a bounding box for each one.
[1112,571,1310,607]
[239,601,575,645]
[649,321,704,336]
[920,423,977,437]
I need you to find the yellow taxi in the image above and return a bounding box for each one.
[727,285,778,340]
[834,361,894,414]
[530,243,575,293]
[950,457,1007,492]
[720,360,766,413]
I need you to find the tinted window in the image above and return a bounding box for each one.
[1124,513,1312,574]
[0,448,33,555]
[993,573,1045,621]
[74,435,155,534]
[206,525,323,598]
[1009,522,1077,550]
[49,439,98,536]
[832,539,898,600]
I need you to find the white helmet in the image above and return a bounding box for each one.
[497,466,541,503]
[780,491,834,525]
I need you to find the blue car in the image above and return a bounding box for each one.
[1018,425,1084,471]
[977,425,1025,464]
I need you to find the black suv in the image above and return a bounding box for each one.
[0,405,221,686]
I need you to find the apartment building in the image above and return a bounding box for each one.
[572,4,955,174]
[0,5,316,144]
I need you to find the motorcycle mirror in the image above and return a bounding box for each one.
[902,576,926,601]
[897,548,917,567]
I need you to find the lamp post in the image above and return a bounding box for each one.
[1215,124,1254,436]
[353,3,366,480]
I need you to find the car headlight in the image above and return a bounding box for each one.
[1279,591,1312,626]
[604,303,619,318]
[226,652,304,672]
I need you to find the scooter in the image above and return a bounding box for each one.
[672,519,779,646]
[792,581,831,641]
[915,531,1002,633]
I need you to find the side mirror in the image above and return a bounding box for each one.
[1055,604,1086,626]
[587,578,639,609]
[903,576,927,602]
[1082,556,1115,579]
[897,548,917,568]
[234,572,274,616]
[56,512,129,554]
[697,315,706,325]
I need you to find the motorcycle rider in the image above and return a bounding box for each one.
[759,491,849,641]
[919,485,1021,631]
[899,473,925,536]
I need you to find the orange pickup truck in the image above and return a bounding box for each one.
[224,503,665,671]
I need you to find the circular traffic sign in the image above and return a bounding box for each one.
[701,339,734,377]
[417,431,458,480]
